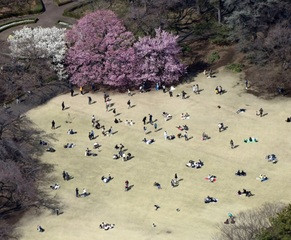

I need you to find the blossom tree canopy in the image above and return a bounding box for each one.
[8,26,67,79]
[65,10,136,87]
[133,28,186,86]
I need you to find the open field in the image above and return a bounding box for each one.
[16,67,291,239]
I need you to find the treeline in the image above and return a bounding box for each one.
[98,0,291,96]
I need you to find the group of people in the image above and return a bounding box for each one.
[215,86,224,95]
[41,75,286,234]
[186,160,204,169]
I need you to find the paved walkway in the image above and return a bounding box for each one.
[0,0,83,41]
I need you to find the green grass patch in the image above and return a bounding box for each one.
[0,18,38,32]
[226,63,243,73]
[208,51,220,64]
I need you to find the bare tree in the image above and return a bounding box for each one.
[214,202,286,240]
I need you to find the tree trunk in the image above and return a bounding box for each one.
[217,6,221,23]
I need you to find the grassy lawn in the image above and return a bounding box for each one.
[16,69,291,240]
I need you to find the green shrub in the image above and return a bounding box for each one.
[208,52,220,64]
[226,63,243,73]
[209,24,230,45]
[29,0,45,14]
[0,18,38,32]
[54,0,73,6]
[63,0,94,18]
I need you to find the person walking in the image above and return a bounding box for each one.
[154,122,158,131]
[143,126,147,134]
[149,114,153,124]
[127,100,131,109]
[245,79,248,90]
[196,84,200,94]
[142,116,147,125]
[174,173,178,181]
[259,108,263,117]
[162,85,166,93]
[125,180,129,191]
[80,87,83,95]
[62,171,66,180]
[61,101,65,111]
[75,188,79,197]
[70,89,74,97]
[164,131,168,140]
[230,139,234,149]
[51,120,55,129]
[105,102,109,112]
[108,126,113,136]
[184,131,188,141]
[169,90,173,97]
[88,96,92,105]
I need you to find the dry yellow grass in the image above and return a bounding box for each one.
[16,67,291,240]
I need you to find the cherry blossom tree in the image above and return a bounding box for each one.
[65,10,136,87]
[133,28,186,86]
[8,26,67,80]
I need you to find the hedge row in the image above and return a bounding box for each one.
[54,0,73,7]
[63,0,93,18]
[0,18,38,32]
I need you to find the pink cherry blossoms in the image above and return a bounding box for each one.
[65,10,186,87]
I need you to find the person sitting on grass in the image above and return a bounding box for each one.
[258,174,268,182]
[101,174,112,183]
[142,138,155,144]
[67,129,76,134]
[162,112,172,121]
[235,170,246,176]
[202,132,210,141]
[80,188,89,197]
[93,143,101,149]
[167,135,175,140]
[153,182,162,189]
[46,147,55,152]
[244,137,258,143]
[64,143,75,148]
[37,225,45,232]
[39,140,48,145]
[50,183,60,190]
[206,174,216,182]
[99,222,115,231]
[204,196,218,203]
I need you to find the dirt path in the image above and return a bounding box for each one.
[0,0,82,41]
